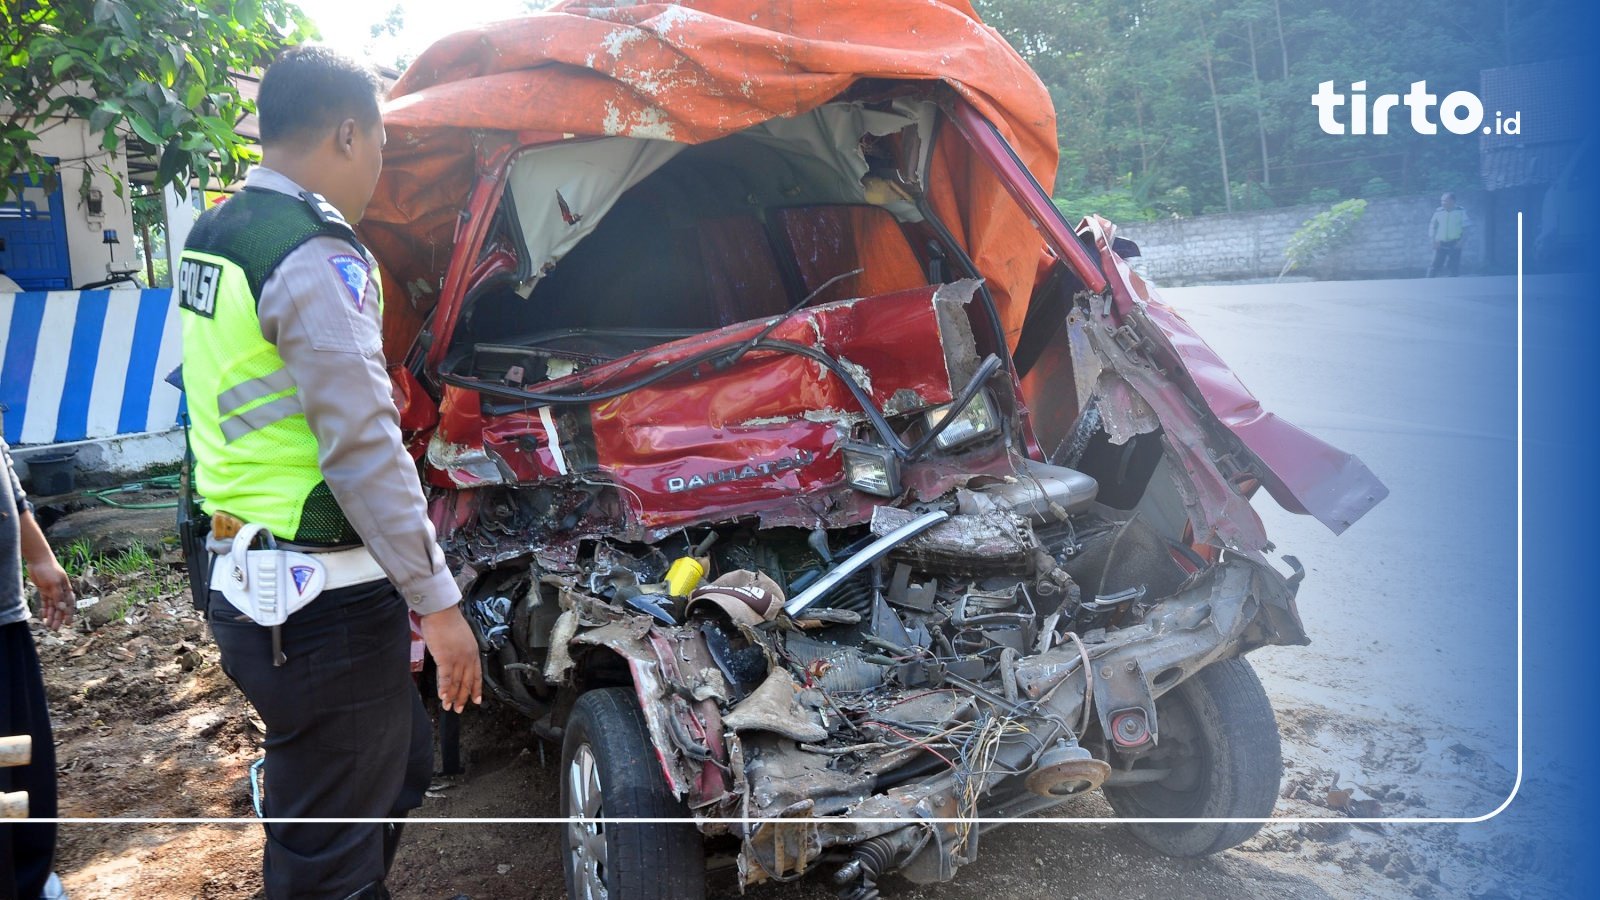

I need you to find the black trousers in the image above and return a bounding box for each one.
[1428,239,1462,277]
[208,581,432,900]
[1,620,57,900]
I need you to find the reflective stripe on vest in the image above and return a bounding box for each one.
[217,368,297,418]
[220,392,304,443]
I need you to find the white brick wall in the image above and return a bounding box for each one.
[1117,192,1490,284]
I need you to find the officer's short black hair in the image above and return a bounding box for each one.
[257,45,382,146]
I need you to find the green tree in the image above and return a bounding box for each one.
[977,0,1581,219]
[0,0,315,202]
[1280,198,1367,279]
[365,3,413,73]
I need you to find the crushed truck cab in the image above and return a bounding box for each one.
[361,3,1386,898]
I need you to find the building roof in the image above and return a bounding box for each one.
[1480,58,1585,190]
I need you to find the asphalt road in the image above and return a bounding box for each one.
[1170,275,1521,783]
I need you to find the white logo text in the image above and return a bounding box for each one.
[1313,81,1520,136]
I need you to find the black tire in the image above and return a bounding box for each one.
[560,687,706,900]
[1104,656,1282,857]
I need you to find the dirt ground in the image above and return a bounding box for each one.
[34,278,1568,899]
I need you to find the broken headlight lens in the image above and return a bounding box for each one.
[922,391,998,450]
[842,441,901,497]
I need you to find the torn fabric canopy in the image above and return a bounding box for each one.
[360,0,1057,351]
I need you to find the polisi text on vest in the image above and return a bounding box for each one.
[178,259,223,318]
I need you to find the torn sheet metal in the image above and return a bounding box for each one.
[428,282,1017,541]
[1078,215,1389,535]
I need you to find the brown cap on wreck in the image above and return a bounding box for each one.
[686,570,786,629]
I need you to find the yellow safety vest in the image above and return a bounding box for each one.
[1438,209,1466,242]
[177,188,381,543]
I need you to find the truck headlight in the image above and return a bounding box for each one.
[922,391,998,450]
[842,442,901,497]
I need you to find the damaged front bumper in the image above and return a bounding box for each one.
[545,545,1299,891]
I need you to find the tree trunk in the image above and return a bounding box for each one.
[1197,14,1232,212]
[1135,85,1149,178]
[140,217,158,287]
[1248,22,1270,188]
[1272,0,1290,77]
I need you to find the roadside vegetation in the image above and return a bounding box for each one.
[1,0,315,286]
[52,537,186,625]
[976,0,1578,220]
[1279,198,1368,279]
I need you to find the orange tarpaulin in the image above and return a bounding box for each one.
[363,0,1059,352]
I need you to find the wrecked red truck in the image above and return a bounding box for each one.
[359,3,1387,898]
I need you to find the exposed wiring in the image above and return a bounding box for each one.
[877,688,960,710]
[1059,630,1095,737]
[445,325,1004,465]
[952,713,1028,849]
[721,267,864,369]
[869,721,957,770]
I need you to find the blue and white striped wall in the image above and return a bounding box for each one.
[0,289,182,446]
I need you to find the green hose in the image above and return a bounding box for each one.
[87,474,181,509]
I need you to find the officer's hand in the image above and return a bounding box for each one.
[27,554,74,632]
[421,605,483,713]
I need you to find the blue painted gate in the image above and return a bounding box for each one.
[0,161,73,291]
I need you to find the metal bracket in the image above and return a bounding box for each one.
[1091,656,1159,750]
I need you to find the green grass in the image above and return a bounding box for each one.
[53,540,182,622]
[110,580,165,621]
[58,538,96,577]
[56,540,163,578]
[100,543,156,577]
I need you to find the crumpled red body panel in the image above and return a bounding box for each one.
[1079,216,1390,536]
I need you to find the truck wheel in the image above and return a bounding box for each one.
[1104,656,1281,857]
[561,687,706,900]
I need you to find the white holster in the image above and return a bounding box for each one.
[212,524,328,627]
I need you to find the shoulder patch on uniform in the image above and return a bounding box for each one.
[300,191,350,228]
[328,254,371,311]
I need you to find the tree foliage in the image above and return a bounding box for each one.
[0,0,315,202]
[365,3,413,73]
[1281,198,1367,278]
[977,0,1580,221]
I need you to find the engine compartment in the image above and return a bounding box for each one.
[451,448,1299,891]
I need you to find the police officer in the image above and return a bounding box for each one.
[177,46,481,900]
[1427,191,1470,277]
